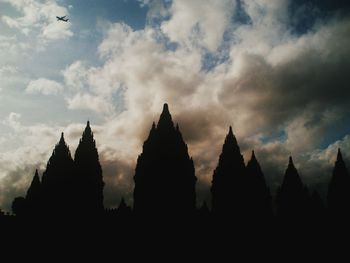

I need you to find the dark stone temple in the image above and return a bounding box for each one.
[41,132,76,216]
[211,126,247,217]
[25,169,41,215]
[74,121,104,214]
[2,104,350,232]
[133,103,197,216]
[11,122,104,218]
[327,149,350,217]
[276,157,310,218]
[246,151,272,218]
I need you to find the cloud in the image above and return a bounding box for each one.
[161,0,236,51]
[62,61,120,116]
[26,78,63,95]
[98,22,140,58]
[0,35,31,60]
[41,19,73,40]
[58,1,350,207]
[1,0,350,211]
[1,0,73,42]
[0,65,18,75]
[99,1,350,203]
[0,66,19,92]
[62,61,89,91]
[219,17,350,139]
[66,93,114,115]
[3,112,22,130]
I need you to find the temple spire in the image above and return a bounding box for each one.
[81,120,94,143]
[59,132,65,144]
[163,103,169,112]
[74,120,104,213]
[327,148,350,216]
[276,156,309,217]
[283,155,301,185]
[26,169,41,201]
[246,150,272,218]
[211,126,246,216]
[133,103,196,216]
[337,148,343,162]
[157,103,174,130]
[251,150,256,161]
[41,132,75,215]
[289,156,294,167]
[224,126,238,146]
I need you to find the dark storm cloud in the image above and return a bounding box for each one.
[174,108,229,144]
[289,0,350,34]
[219,17,350,137]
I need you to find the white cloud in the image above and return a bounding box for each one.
[0,35,31,58]
[0,65,18,75]
[0,66,19,92]
[62,61,89,91]
[66,93,114,115]
[98,22,138,58]
[2,112,22,131]
[1,0,73,42]
[161,0,236,51]
[26,78,63,95]
[41,18,73,40]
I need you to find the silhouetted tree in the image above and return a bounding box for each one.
[276,157,310,218]
[133,103,197,217]
[41,133,75,216]
[25,169,41,215]
[246,151,272,218]
[74,121,104,215]
[211,127,247,217]
[327,149,350,217]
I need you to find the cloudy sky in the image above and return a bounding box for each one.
[0,0,349,211]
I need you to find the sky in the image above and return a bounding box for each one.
[0,0,350,211]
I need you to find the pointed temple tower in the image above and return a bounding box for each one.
[246,151,272,218]
[211,126,247,217]
[327,149,350,217]
[41,133,75,215]
[276,156,309,218]
[74,121,104,214]
[25,169,42,214]
[133,103,197,216]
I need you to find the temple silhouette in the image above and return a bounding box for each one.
[1,103,350,225]
[134,104,197,217]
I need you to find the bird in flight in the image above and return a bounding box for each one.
[56,15,69,22]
